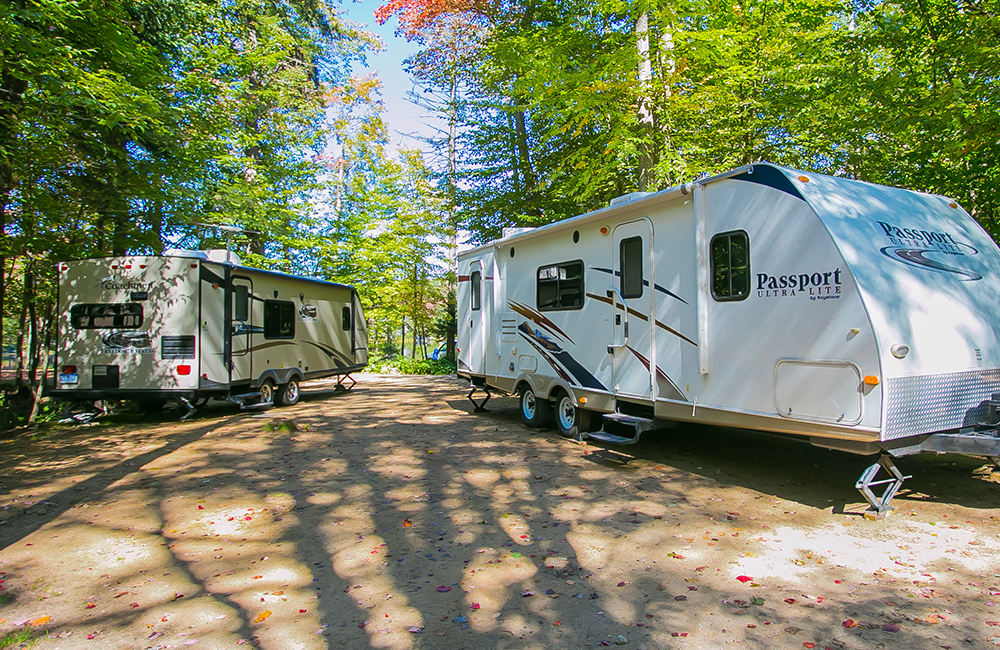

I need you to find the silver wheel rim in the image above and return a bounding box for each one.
[286,381,299,403]
[261,383,273,403]
[522,391,536,419]
[558,396,575,431]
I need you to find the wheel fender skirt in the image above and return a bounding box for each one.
[256,368,304,387]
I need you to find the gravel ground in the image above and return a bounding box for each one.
[1,373,999,650]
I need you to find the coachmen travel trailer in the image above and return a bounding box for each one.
[55,250,368,417]
[457,163,1000,518]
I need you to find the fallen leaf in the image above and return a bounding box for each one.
[30,615,51,626]
[253,611,272,623]
[737,576,753,583]
[842,619,858,628]
[882,623,900,632]
[84,602,97,609]
[804,644,816,648]
[437,585,451,592]
[299,609,307,613]
[402,519,412,527]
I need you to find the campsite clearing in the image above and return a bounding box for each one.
[1,374,999,649]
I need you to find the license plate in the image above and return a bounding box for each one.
[59,373,78,384]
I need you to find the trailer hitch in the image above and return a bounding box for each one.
[856,454,911,520]
[467,384,491,412]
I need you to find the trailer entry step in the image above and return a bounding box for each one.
[586,413,657,446]
[587,431,642,445]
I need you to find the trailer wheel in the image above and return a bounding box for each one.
[278,379,300,406]
[519,386,552,428]
[554,391,590,439]
[259,379,276,405]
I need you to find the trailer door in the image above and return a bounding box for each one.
[231,276,253,382]
[612,220,655,400]
[468,260,486,375]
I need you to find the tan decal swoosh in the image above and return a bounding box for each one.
[586,293,698,347]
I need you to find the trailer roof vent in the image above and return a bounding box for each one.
[502,227,535,239]
[164,249,208,260]
[610,191,653,207]
[202,249,242,265]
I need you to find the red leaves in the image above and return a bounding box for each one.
[736,575,753,583]
[842,619,858,628]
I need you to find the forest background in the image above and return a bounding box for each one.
[0,0,998,424]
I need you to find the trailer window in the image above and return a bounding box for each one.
[471,271,481,311]
[537,261,584,311]
[70,303,143,329]
[234,285,249,321]
[711,230,750,301]
[263,300,295,339]
[620,237,644,298]
[342,306,351,331]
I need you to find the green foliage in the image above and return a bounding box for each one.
[0,627,36,649]
[370,356,457,375]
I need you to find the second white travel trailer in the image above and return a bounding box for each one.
[54,250,368,417]
[457,163,1000,517]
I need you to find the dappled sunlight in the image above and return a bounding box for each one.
[3,376,1000,649]
[461,546,537,632]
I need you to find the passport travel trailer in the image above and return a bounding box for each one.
[457,163,1000,517]
[55,250,368,417]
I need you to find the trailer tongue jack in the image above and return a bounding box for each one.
[856,455,910,520]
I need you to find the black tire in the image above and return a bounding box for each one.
[519,386,552,428]
[136,399,165,414]
[259,379,276,404]
[278,379,301,406]
[554,391,591,440]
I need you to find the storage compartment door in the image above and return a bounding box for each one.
[775,360,863,425]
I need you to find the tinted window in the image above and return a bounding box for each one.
[263,300,295,339]
[711,231,750,301]
[537,261,584,311]
[234,285,249,321]
[70,304,143,329]
[342,306,352,331]
[471,271,481,311]
[620,237,643,298]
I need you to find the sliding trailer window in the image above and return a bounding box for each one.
[537,261,584,311]
[263,300,295,339]
[70,303,143,329]
[619,236,644,298]
[711,230,750,301]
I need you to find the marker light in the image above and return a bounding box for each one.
[177,365,192,375]
[863,375,880,386]
[797,175,809,182]
[579,397,587,404]
[62,365,77,374]
[600,226,610,235]
[949,202,958,209]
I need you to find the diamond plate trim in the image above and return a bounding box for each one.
[883,369,1000,440]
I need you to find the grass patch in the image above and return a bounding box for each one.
[0,628,36,649]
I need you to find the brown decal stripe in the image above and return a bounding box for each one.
[507,300,574,343]
[626,346,687,401]
[249,341,298,353]
[458,275,470,282]
[585,293,698,347]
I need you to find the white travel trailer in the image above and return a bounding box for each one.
[458,163,1000,517]
[54,250,368,416]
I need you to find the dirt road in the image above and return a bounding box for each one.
[1,373,999,649]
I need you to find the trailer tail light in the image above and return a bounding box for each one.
[59,263,69,271]
[177,365,192,376]
[124,264,132,269]
[863,375,880,386]
[191,264,198,268]
[139,264,147,269]
[62,365,77,374]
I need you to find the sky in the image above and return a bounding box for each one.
[341,0,438,151]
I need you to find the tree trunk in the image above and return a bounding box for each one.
[27,303,52,425]
[400,318,406,358]
[636,10,657,191]
[14,263,30,390]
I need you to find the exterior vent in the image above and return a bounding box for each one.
[162,335,196,359]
